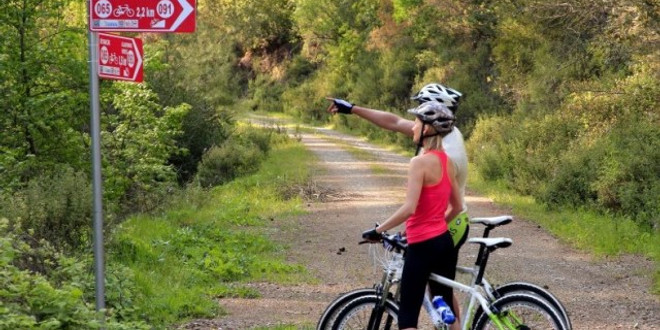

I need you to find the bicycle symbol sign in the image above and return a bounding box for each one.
[97,33,143,82]
[90,0,195,32]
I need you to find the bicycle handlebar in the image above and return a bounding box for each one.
[358,215,513,252]
[359,232,408,253]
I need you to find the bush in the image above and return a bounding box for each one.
[196,125,291,188]
[248,74,285,112]
[0,219,150,329]
[169,103,234,184]
[196,143,264,188]
[467,114,516,182]
[0,166,92,253]
[591,118,660,229]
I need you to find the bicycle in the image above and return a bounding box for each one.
[317,216,571,329]
[329,231,567,329]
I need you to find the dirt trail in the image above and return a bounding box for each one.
[181,121,659,329]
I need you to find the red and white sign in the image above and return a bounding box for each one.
[90,0,195,33]
[98,33,143,82]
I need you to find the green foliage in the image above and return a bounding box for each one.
[0,219,150,329]
[294,0,380,49]
[469,55,660,229]
[0,166,92,253]
[196,142,264,188]
[144,35,238,184]
[204,0,298,50]
[281,79,330,123]
[392,0,422,22]
[248,74,287,112]
[196,125,287,188]
[101,83,189,213]
[0,0,89,191]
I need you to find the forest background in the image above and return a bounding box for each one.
[1,0,658,328]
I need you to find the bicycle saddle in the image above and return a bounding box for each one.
[467,237,513,249]
[470,215,513,227]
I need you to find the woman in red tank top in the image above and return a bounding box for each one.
[362,101,464,330]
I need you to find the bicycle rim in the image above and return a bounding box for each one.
[494,282,571,330]
[474,293,565,330]
[332,295,399,330]
[317,288,378,330]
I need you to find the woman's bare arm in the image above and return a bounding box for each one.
[376,157,424,233]
[326,98,414,137]
[352,106,414,137]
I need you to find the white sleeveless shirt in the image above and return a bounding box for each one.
[441,126,468,212]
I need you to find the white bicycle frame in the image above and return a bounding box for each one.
[423,272,498,330]
[380,241,508,330]
[455,264,501,328]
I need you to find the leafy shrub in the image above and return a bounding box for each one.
[169,103,234,184]
[196,143,263,188]
[591,118,659,229]
[0,219,150,329]
[285,55,316,85]
[196,125,290,188]
[248,74,285,112]
[101,83,189,212]
[0,166,92,253]
[467,115,516,182]
[281,79,328,122]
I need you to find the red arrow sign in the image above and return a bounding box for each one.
[90,0,195,33]
[98,33,144,82]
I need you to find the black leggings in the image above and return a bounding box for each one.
[398,231,457,329]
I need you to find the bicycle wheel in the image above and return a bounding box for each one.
[493,282,572,330]
[473,293,566,330]
[473,282,571,330]
[317,288,378,330]
[331,295,399,330]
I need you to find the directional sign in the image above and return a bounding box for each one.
[90,0,195,33]
[98,33,143,82]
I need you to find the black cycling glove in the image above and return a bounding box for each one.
[333,99,354,114]
[362,228,381,241]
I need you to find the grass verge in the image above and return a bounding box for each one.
[108,139,316,326]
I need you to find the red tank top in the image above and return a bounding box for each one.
[405,150,451,244]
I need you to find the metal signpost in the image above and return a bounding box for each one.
[86,0,195,321]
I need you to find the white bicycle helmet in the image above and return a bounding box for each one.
[407,101,455,135]
[411,83,462,112]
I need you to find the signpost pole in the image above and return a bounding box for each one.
[87,2,106,319]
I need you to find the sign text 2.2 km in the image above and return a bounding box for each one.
[90,0,195,33]
[98,33,143,82]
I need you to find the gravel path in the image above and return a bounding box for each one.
[182,121,659,329]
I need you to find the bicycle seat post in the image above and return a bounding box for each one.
[473,224,495,267]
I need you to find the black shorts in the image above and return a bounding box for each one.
[398,231,457,329]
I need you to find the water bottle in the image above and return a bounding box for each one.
[432,296,456,324]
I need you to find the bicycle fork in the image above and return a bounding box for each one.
[368,268,399,330]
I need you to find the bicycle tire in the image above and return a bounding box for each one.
[317,288,378,330]
[473,293,566,330]
[473,282,571,330]
[493,282,572,330]
[331,295,399,330]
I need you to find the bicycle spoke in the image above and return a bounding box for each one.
[475,294,565,330]
[483,303,561,329]
[333,296,398,330]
